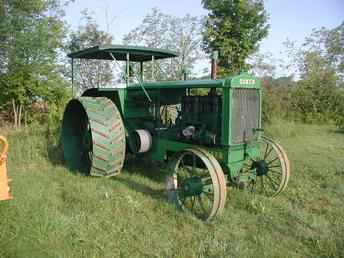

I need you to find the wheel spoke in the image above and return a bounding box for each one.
[269,172,283,182]
[267,157,279,165]
[263,143,269,159]
[192,154,196,173]
[180,158,185,168]
[202,189,214,202]
[266,174,280,185]
[197,196,208,215]
[178,193,186,206]
[269,168,283,175]
[249,180,256,193]
[265,175,278,191]
[269,164,282,169]
[190,196,196,211]
[260,176,266,195]
[183,165,194,176]
[264,145,273,159]
[203,192,214,202]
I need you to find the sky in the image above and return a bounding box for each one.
[64,0,344,76]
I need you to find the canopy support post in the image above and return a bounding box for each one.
[140,61,143,82]
[151,55,155,81]
[109,52,151,102]
[71,58,74,97]
[126,52,130,86]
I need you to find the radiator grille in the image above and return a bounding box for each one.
[231,89,260,144]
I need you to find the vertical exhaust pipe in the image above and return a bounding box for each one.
[211,50,219,80]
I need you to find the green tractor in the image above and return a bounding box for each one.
[62,45,290,221]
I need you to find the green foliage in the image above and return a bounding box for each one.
[304,22,344,83]
[0,0,70,125]
[123,8,203,80]
[261,71,344,126]
[290,51,342,123]
[202,0,269,76]
[69,10,114,93]
[260,22,344,127]
[261,76,294,123]
[1,123,344,257]
[333,90,344,128]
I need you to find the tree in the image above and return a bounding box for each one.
[123,8,203,80]
[303,22,344,85]
[291,51,338,122]
[68,10,114,93]
[0,0,70,128]
[281,22,344,123]
[202,0,269,76]
[248,51,277,78]
[326,23,344,83]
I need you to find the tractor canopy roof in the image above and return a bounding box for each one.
[67,44,179,62]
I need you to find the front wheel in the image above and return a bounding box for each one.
[243,136,290,197]
[166,148,227,221]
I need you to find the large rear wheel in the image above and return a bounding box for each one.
[61,97,126,176]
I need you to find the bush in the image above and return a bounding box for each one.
[333,90,344,129]
[261,83,293,123]
[261,74,344,127]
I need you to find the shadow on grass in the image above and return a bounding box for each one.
[113,155,170,202]
[124,155,169,183]
[46,126,65,166]
[115,176,166,202]
[45,127,172,197]
[334,128,344,134]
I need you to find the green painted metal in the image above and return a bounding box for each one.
[78,71,262,182]
[68,44,178,61]
[129,79,226,89]
[181,177,204,197]
[62,45,290,220]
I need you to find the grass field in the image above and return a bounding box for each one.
[0,121,343,258]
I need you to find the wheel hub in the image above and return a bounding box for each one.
[181,177,203,197]
[252,160,269,176]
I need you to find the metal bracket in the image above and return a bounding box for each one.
[109,52,152,102]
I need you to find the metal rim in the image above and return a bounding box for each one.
[194,147,227,215]
[166,148,227,221]
[244,137,290,197]
[264,136,290,193]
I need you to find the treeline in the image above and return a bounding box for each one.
[261,24,344,127]
[0,0,70,128]
[0,0,343,129]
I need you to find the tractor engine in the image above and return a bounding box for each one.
[179,94,222,146]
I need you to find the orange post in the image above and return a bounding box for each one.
[0,135,12,201]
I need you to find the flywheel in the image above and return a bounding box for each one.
[62,97,126,176]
